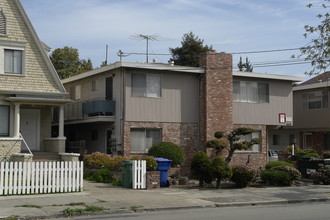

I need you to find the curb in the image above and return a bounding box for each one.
[215,198,330,208]
[3,198,330,219]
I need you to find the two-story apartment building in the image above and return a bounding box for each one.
[0,0,69,161]
[269,71,330,155]
[61,51,303,170]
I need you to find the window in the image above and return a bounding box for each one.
[91,81,96,92]
[130,128,162,153]
[238,130,261,152]
[0,9,6,35]
[131,73,161,97]
[4,49,22,74]
[0,105,9,137]
[233,81,269,103]
[302,90,328,110]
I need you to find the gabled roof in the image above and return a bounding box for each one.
[299,71,330,86]
[13,0,66,94]
[293,71,330,91]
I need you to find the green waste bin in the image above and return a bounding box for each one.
[121,160,133,188]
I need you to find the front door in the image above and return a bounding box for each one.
[20,109,40,151]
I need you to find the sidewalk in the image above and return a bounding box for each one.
[1,180,330,219]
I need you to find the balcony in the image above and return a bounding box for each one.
[82,99,115,116]
[63,99,115,122]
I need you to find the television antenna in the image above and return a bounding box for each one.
[130,34,161,63]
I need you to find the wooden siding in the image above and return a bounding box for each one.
[0,0,62,93]
[233,77,293,125]
[292,89,330,129]
[125,70,199,123]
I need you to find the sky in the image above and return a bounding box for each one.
[20,0,328,80]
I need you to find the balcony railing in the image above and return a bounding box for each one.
[82,99,115,117]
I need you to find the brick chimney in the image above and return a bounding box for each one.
[199,51,233,148]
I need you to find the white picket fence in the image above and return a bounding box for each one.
[132,160,146,189]
[0,161,84,196]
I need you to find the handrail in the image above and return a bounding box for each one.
[19,133,33,156]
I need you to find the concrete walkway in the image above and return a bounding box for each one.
[1,180,330,219]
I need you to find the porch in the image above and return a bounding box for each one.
[0,94,70,162]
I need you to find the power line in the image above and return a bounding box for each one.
[230,47,302,55]
[119,46,304,58]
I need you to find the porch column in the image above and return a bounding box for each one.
[14,103,20,138]
[58,105,64,138]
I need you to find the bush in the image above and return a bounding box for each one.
[265,161,294,170]
[85,169,113,183]
[273,166,301,182]
[290,149,320,161]
[84,152,126,171]
[261,166,301,186]
[260,169,291,186]
[231,166,256,188]
[211,156,232,188]
[191,151,212,186]
[148,142,185,167]
[312,165,330,184]
[322,151,330,159]
[131,155,157,171]
[107,156,127,171]
[84,152,112,169]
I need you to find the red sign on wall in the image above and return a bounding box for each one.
[279,113,286,123]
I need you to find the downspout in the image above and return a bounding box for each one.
[197,71,204,151]
[120,67,126,155]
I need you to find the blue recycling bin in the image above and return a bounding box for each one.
[155,158,172,187]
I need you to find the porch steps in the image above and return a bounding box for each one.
[29,152,60,161]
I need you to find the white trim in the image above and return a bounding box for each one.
[0,137,21,141]
[0,44,26,75]
[5,96,71,105]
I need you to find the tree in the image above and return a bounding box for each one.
[237,57,253,72]
[206,128,261,163]
[50,46,93,79]
[211,156,232,189]
[191,151,212,187]
[300,0,330,75]
[169,31,212,67]
[100,61,108,68]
